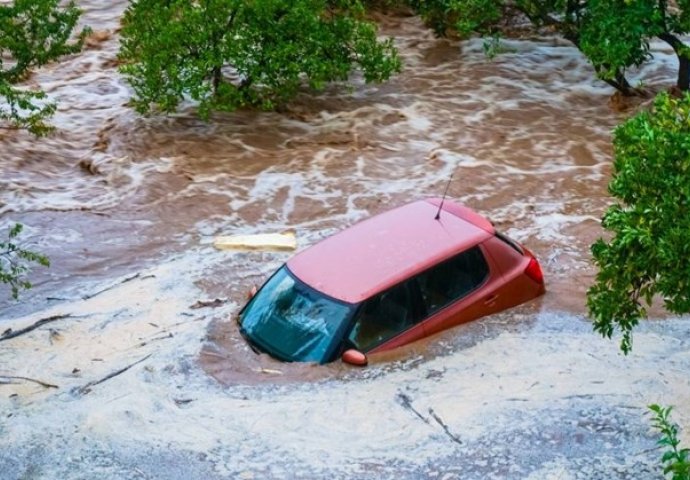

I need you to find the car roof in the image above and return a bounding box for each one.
[287,198,495,304]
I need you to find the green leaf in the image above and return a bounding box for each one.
[588,92,690,353]
[0,0,88,135]
[648,404,690,479]
[118,0,401,117]
[1,223,50,300]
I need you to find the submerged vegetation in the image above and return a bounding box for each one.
[0,0,88,135]
[118,0,400,116]
[408,0,690,95]
[4,0,686,132]
[0,223,49,300]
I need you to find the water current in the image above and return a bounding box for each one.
[1,2,689,479]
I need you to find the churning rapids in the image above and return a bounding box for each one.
[1,2,689,479]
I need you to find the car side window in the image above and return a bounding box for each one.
[347,280,419,352]
[417,246,489,315]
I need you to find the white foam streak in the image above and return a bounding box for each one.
[2,270,690,475]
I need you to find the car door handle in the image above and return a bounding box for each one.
[483,294,499,305]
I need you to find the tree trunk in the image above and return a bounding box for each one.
[613,70,635,96]
[658,32,690,91]
[678,54,690,91]
[212,66,221,95]
[596,66,635,96]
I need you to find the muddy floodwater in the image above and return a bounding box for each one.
[1,2,689,479]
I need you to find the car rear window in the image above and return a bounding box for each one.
[495,231,523,255]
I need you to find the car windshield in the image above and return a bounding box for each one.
[240,266,356,363]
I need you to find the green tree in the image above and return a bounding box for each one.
[587,92,690,353]
[118,0,401,117]
[407,0,635,93]
[578,0,690,92]
[1,224,50,300]
[408,0,690,95]
[0,0,89,136]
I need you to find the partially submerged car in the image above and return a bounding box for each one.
[238,198,545,365]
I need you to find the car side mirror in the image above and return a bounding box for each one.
[247,284,258,300]
[342,349,368,367]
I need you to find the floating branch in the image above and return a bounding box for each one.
[82,273,154,300]
[396,392,463,445]
[429,407,463,445]
[74,354,152,395]
[0,375,58,389]
[396,391,429,424]
[0,314,72,342]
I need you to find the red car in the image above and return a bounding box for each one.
[239,198,545,365]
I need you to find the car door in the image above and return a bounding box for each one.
[345,278,427,353]
[414,244,504,337]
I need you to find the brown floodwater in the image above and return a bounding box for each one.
[1,3,688,479]
[1,4,633,378]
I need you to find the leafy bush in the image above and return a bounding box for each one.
[0,0,89,135]
[118,0,401,117]
[587,92,690,353]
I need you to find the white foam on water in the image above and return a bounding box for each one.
[2,264,690,475]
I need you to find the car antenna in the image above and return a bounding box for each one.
[434,173,453,221]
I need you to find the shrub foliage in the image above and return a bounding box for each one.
[118,0,401,117]
[587,93,690,353]
[0,0,88,135]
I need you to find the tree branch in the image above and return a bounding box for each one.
[658,32,684,53]
[0,375,58,389]
[0,314,72,342]
[73,354,152,395]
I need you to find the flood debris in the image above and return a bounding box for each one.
[213,232,297,252]
[48,329,62,344]
[428,407,463,445]
[78,157,102,175]
[396,391,429,424]
[73,354,152,396]
[138,332,173,347]
[46,273,154,302]
[189,298,227,309]
[0,376,58,389]
[0,314,72,342]
[82,273,155,300]
[397,392,463,445]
